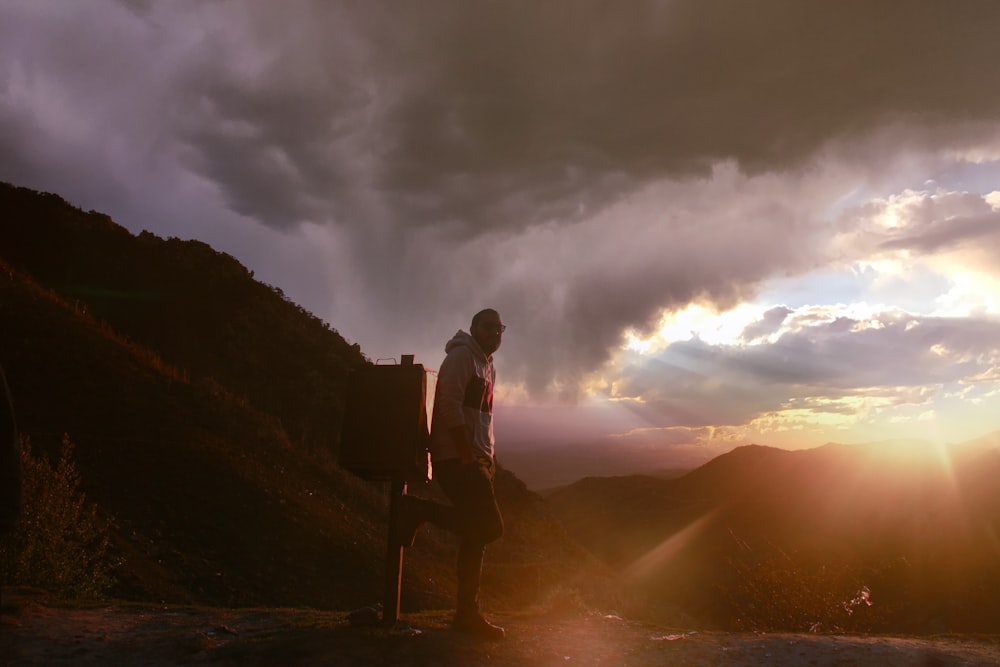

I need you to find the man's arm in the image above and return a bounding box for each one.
[435,347,477,463]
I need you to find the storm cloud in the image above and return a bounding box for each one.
[2,1,1000,455]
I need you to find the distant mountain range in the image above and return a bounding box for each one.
[547,437,1000,632]
[499,440,695,491]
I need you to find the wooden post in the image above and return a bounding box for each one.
[383,478,407,626]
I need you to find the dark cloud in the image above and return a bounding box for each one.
[2,0,1000,408]
[880,211,1000,254]
[83,0,999,236]
[357,0,1000,235]
[740,306,792,341]
[176,80,364,227]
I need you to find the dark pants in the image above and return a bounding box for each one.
[429,457,504,615]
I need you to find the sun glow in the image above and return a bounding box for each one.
[623,301,915,359]
[623,303,767,354]
[932,270,1000,316]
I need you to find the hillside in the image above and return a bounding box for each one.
[547,439,1000,633]
[499,441,693,491]
[0,181,613,614]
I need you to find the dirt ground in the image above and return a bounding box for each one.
[3,588,1000,666]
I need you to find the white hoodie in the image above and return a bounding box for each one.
[429,330,495,461]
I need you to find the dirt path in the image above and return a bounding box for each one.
[3,588,999,666]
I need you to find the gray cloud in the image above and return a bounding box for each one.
[37,0,994,237]
[3,0,1000,403]
[881,211,1000,255]
[361,1,1000,236]
[741,306,792,342]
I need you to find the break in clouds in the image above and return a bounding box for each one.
[611,310,1000,431]
[2,0,1000,417]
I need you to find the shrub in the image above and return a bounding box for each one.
[722,538,889,632]
[0,434,118,598]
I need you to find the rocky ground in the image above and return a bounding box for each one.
[3,588,999,666]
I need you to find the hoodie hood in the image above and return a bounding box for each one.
[444,330,490,361]
[430,329,497,461]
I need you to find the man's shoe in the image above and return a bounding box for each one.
[452,612,505,640]
[391,495,425,547]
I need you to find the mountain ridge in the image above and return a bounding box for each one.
[547,437,1000,631]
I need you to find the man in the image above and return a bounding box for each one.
[398,308,506,639]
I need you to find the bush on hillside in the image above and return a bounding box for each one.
[0,434,119,598]
[722,538,890,632]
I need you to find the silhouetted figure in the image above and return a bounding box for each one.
[397,309,506,639]
[0,363,20,537]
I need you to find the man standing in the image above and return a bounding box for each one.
[399,308,506,639]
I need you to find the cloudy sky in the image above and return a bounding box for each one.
[3,1,1000,468]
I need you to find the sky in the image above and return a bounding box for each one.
[2,1,1000,471]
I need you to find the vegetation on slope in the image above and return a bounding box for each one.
[0,435,117,599]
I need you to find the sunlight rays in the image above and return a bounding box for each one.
[623,509,721,585]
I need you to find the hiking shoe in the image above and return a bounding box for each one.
[452,612,505,640]
[391,495,425,547]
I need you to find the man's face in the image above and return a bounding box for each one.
[472,312,504,356]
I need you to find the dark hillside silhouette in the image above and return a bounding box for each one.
[0,182,362,454]
[0,181,611,614]
[548,440,1000,632]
